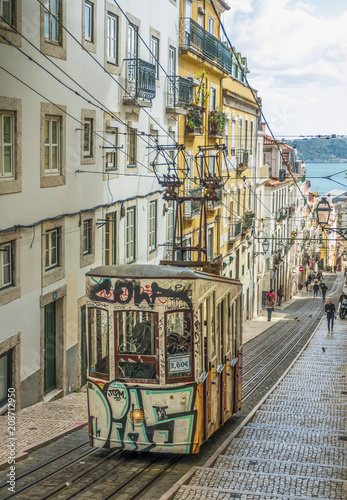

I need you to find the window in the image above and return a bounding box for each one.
[250,121,253,155]
[84,1,93,41]
[245,119,248,152]
[89,308,109,379]
[83,118,93,157]
[148,200,157,253]
[0,112,13,178]
[105,127,118,170]
[208,16,214,35]
[207,227,214,262]
[0,349,12,407]
[183,236,191,261]
[168,45,176,77]
[237,189,240,216]
[126,206,136,263]
[116,311,158,381]
[166,310,193,380]
[210,87,216,111]
[83,219,92,255]
[0,0,15,27]
[44,0,62,44]
[45,228,59,270]
[0,241,13,289]
[105,212,117,265]
[127,127,137,167]
[107,12,118,64]
[238,118,242,155]
[45,117,60,173]
[151,36,159,80]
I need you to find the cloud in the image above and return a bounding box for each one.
[223,0,347,134]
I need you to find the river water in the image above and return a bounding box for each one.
[305,162,347,196]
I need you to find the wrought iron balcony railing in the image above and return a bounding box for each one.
[167,75,191,108]
[180,17,232,73]
[125,58,156,101]
[236,149,249,168]
[229,219,242,242]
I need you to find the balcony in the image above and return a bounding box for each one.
[186,104,204,135]
[124,58,156,105]
[207,187,222,210]
[167,76,191,111]
[229,219,242,242]
[179,17,231,73]
[208,110,227,137]
[236,149,249,170]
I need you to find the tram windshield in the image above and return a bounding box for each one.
[116,311,157,381]
[117,311,156,355]
[89,308,109,378]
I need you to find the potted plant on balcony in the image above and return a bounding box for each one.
[186,103,202,134]
[209,109,227,136]
[195,69,210,112]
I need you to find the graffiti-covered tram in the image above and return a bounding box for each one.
[86,265,243,454]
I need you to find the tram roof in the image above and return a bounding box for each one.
[86,264,241,285]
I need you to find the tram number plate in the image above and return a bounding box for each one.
[168,355,191,374]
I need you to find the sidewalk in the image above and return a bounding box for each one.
[243,296,298,343]
[0,390,88,469]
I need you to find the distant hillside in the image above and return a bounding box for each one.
[285,137,347,162]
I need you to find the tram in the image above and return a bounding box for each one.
[86,264,243,454]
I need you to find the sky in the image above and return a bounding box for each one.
[222,0,347,138]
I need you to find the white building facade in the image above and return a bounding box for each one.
[0,0,179,409]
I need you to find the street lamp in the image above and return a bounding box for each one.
[254,238,270,257]
[316,198,331,228]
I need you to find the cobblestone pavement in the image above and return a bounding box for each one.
[0,391,88,469]
[162,315,347,499]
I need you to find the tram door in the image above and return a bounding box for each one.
[218,299,225,427]
[201,300,210,442]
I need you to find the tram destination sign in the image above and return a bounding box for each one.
[168,355,191,374]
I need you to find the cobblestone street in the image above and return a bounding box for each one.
[163,310,347,499]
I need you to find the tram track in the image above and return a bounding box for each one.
[1,274,343,500]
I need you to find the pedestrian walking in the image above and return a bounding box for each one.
[325,299,336,333]
[265,295,275,322]
[334,264,337,273]
[313,281,319,297]
[266,289,275,302]
[307,283,313,297]
[298,282,303,296]
[338,292,347,312]
[320,282,328,301]
[277,285,284,306]
[305,279,309,292]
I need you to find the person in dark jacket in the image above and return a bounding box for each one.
[313,281,319,297]
[277,285,284,306]
[320,282,328,301]
[325,299,336,333]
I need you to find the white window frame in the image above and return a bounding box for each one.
[0,242,13,289]
[127,127,137,167]
[44,116,60,174]
[149,200,157,253]
[83,118,93,157]
[210,87,216,111]
[84,0,93,42]
[208,16,214,35]
[0,112,14,178]
[83,219,92,255]
[44,0,62,44]
[107,12,118,64]
[105,212,117,265]
[105,127,118,170]
[45,228,59,270]
[126,206,136,263]
[151,36,159,80]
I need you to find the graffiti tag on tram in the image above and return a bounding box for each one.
[88,279,193,309]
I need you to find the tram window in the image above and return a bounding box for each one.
[166,310,193,379]
[89,308,109,378]
[117,311,156,355]
[119,362,156,380]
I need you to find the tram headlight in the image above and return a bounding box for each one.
[130,408,145,425]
